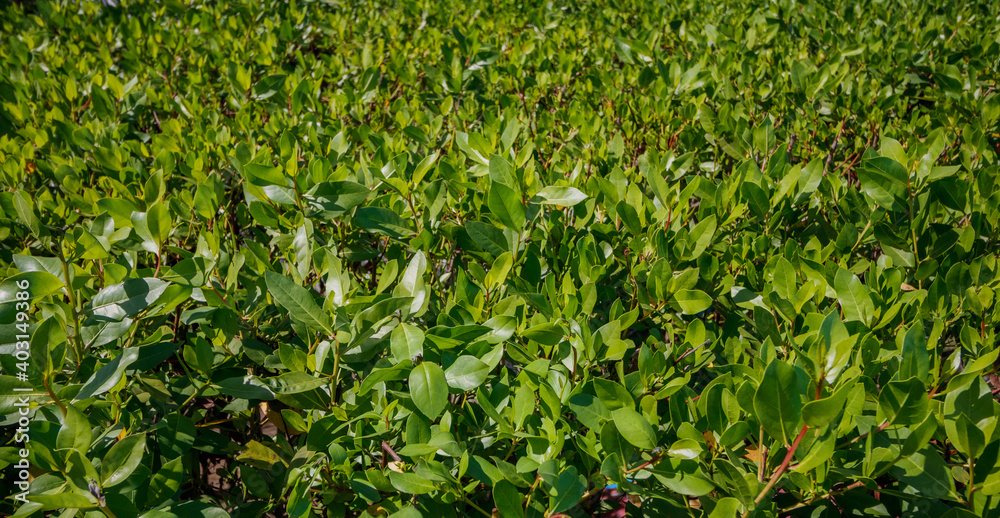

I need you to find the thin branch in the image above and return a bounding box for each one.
[743,425,810,516]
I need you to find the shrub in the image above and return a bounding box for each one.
[1,0,999,517]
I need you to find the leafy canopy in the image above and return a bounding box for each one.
[0,0,999,517]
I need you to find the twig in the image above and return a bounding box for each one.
[779,480,867,512]
[58,252,84,366]
[624,452,664,474]
[381,440,401,463]
[757,427,768,483]
[825,119,846,171]
[43,375,67,416]
[743,425,809,516]
[673,339,711,365]
[462,495,492,517]
[837,420,888,448]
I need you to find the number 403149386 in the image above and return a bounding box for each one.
[13,279,32,373]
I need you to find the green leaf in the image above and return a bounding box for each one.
[687,215,717,258]
[673,289,712,315]
[593,378,633,410]
[57,405,92,453]
[28,491,96,510]
[395,251,428,316]
[649,458,716,496]
[834,268,874,324]
[880,137,909,165]
[227,61,251,92]
[388,507,423,518]
[754,360,803,445]
[667,438,703,459]
[244,163,287,186]
[944,376,993,426]
[489,182,526,229]
[615,201,642,234]
[493,479,524,518]
[157,414,197,460]
[101,434,147,487]
[611,407,657,450]
[146,202,172,243]
[946,413,985,459]
[512,384,534,430]
[30,317,65,376]
[548,466,586,514]
[741,181,770,219]
[264,271,333,335]
[147,456,184,507]
[89,278,171,321]
[354,207,416,239]
[389,472,437,495]
[0,271,64,305]
[820,310,854,384]
[75,348,140,401]
[131,206,171,253]
[162,257,210,287]
[358,66,381,93]
[802,382,854,428]
[466,221,509,257]
[533,186,588,206]
[444,356,490,391]
[522,322,563,345]
[901,414,938,458]
[412,152,439,184]
[899,321,929,383]
[360,364,409,394]
[932,180,968,212]
[772,258,797,301]
[858,156,908,207]
[216,375,276,400]
[488,154,518,189]
[708,498,742,518]
[13,190,41,236]
[568,394,612,431]
[647,169,672,206]
[251,74,287,100]
[888,447,955,499]
[139,502,230,518]
[8,4,999,512]
[425,324,492,350]
[877,378,929,427]
[304,181,370,217]
[267,372,328,394]
[790,426,836,474]
[485,252,513,291]
[409,362,449,419]
[600,420,634,468]
[237,440,280,466]
[390,323,424,362]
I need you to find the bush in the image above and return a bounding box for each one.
[1,0,999,517]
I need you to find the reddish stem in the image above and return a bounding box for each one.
[750,425,810,508]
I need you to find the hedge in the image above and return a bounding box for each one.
[0,0,999,517]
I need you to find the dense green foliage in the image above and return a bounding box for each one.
[1,0,999,516]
